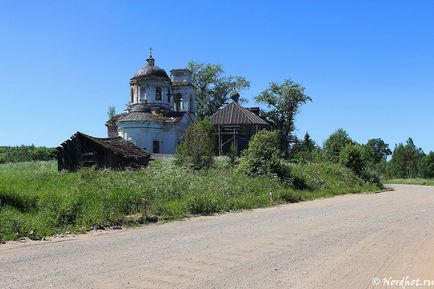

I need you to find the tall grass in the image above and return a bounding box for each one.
[384,178,434,186]
[0,159,380,241]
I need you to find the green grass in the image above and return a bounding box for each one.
[0,158,380,241]
[383,178,434,186]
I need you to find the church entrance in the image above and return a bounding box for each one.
[152,140,160,153]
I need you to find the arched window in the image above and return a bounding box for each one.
[156,87,162,101]
[130,87,134,103]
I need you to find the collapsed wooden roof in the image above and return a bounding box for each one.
[58,132,150,159]
[209,102,270,126]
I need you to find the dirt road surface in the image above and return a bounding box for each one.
[1,184,434,289]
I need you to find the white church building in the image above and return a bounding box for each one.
[106,52,196,154]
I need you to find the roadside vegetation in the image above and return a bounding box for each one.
[383,178,434,186]
[0,157,378,242]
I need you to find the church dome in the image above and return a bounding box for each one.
[133,53,170,81]
[135,65,170,79]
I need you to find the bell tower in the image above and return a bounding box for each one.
[170,69,196,113]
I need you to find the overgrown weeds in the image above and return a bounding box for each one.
[0,159,380,241]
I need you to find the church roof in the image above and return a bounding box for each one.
[132,54,170,81]
[117,104,186,123]
[134,65,170,80]
[209,101,270,126]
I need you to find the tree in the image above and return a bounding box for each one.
[420,152,434,178]
[107,106,116,120]
[255,79,311,152]
[364,138,392,164]
[290,132,318,162]
[188,62,250,119]
[301,132,317,153]
[362,138,392,177]
[387,138,424,178]
[323,129,354,163]
[175,119,215,170]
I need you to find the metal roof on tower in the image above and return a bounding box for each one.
[132,50,170,81]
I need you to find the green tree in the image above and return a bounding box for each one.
[0,145,55,163]
[188,62,250,119]
[290,132,318,162]
[302,132,316,152]
[364,138,392,164]
[387,138,424,178]
[420,152,434,178]
[107,106,116,120]
[255,79,311,153]
[363,138,391,177]
[239,130,285,178]
[323,129,354,163]
[175,119,215,170]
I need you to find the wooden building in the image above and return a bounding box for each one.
[209,93,272,155]
[57,132,150,171]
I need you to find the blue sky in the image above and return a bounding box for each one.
[0,0,433,152]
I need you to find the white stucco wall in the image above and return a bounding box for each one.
[117,114,194,154]
[134,79,172,108]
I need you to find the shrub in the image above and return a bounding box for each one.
[239,130,287,179]
[338,144,382,186]
[338,144,366,177]
[175,119,215,170]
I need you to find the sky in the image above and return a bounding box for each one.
[0,0,433,152]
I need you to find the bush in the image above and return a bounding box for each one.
[338,144,382,186]
[175,119,215,170]
[239,130,288,179]
[339,144,366,177]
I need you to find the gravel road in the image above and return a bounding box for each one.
[1,184,434,289]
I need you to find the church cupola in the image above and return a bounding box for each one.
[230,91,240,103]
[129,49,172,108]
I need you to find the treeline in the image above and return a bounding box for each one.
[0,145,56,164]
[387,138,434,179]
[290,129,434,180]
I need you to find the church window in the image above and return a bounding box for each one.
[152,140,160,153]
[167,88,171,102]
[140,87,146,100]
[174,93,182,112]
[156,87,162,101]
[130,87,134,103]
